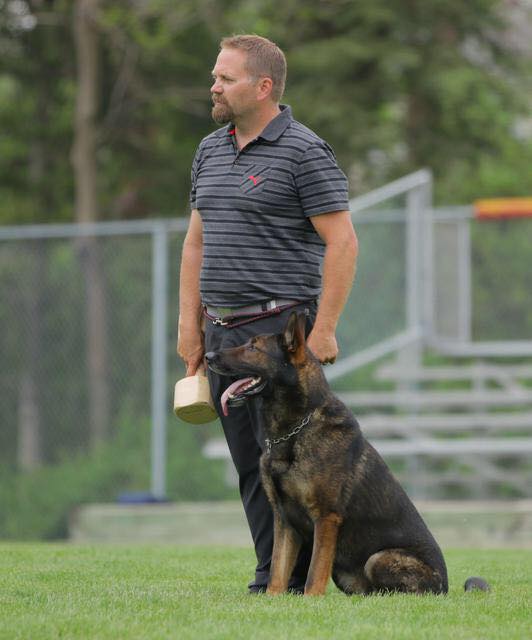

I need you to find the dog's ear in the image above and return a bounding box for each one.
[283,311,306,354]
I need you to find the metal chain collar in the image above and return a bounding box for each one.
[265,412,314,453]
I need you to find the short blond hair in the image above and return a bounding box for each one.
[220,35,287,102]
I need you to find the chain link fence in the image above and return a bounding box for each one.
[2,228,163,469]
[432,209,532,345]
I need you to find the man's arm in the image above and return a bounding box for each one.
[177,209,204,376]
[307,210,358,364]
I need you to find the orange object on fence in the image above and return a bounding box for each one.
[474,198,532,220]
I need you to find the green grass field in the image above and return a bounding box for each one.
[0,544,530,640]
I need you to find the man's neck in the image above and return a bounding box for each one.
[234,103,281,149]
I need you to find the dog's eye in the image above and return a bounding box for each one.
[248,344,256,351]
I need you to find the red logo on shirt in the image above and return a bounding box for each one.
[248,175,260,186]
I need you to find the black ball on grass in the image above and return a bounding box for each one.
[464,576,490,592]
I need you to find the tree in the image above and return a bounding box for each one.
[0,0,74,225]
[72,0,110,448]
[226,0,532,201]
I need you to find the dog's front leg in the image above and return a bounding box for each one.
[267,510,302,595]
[304,513,342,596]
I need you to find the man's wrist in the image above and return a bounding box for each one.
[311,318,338,335]
[178,314,203,336]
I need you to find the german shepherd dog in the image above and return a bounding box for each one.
[206,312,452,596]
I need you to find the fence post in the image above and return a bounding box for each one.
[420,175,434,343]
[457,217,472,342]
[406,186,423,337]
[151,222,168,499]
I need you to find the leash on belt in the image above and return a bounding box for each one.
[203,298,311,329]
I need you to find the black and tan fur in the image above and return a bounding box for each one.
[206,312,450,596]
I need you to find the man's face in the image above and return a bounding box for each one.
[211,48,258,125]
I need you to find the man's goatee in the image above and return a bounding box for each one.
[212,103,232,125]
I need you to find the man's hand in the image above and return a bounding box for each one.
[177,326,205,376]
[306,327,338,365]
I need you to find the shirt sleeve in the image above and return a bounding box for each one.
[189,146,201,210]
[294,141,349,217]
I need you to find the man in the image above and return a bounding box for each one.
[177,35,358,594]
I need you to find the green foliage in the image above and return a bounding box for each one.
[0,0,74,224]
[233,0,532,201]
[95,1,221,218]
[167,418,237,503]
[1,0,531,224]
[0,412,234,540]
[0,418,147,540]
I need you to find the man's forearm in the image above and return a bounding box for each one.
[177,209,205,374]
[313,237,358,334]
[178,242,203,333]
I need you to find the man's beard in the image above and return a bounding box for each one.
[212,100,234,125]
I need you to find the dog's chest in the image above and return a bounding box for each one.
[265,454,322,519]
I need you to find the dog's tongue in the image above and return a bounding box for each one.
[220,377,254,416]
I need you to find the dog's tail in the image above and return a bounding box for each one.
[464,576,490,592]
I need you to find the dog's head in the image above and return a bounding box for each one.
[205,311,309,415]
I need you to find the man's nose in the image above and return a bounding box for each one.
[211,79,222,93]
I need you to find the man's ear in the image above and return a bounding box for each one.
[256,76,274,102]
[283,311,306,353]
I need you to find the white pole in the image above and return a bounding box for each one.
[151,223,168,499]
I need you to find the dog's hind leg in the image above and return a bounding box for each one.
[364,549,447,595]
[332,567,371,595]
[267,512,302,595]
[304,513,343,596]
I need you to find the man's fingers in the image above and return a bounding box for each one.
[178,339,205,376]
[186,362,199,376]
[306,332,338,366]
[196,362,206,376]
[185,356,205,377]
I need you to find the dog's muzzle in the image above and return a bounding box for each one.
[204,352,267,416]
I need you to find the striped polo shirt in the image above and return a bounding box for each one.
[190,105,349,307]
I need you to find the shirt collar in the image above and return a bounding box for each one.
[225,104,292,142]
[259,104,292,141]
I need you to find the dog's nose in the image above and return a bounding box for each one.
[204,351,217,363]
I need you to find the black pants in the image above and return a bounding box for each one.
[204,300,317,588]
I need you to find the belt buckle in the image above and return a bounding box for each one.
[215,306,233,317]
[211,306,234,325]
